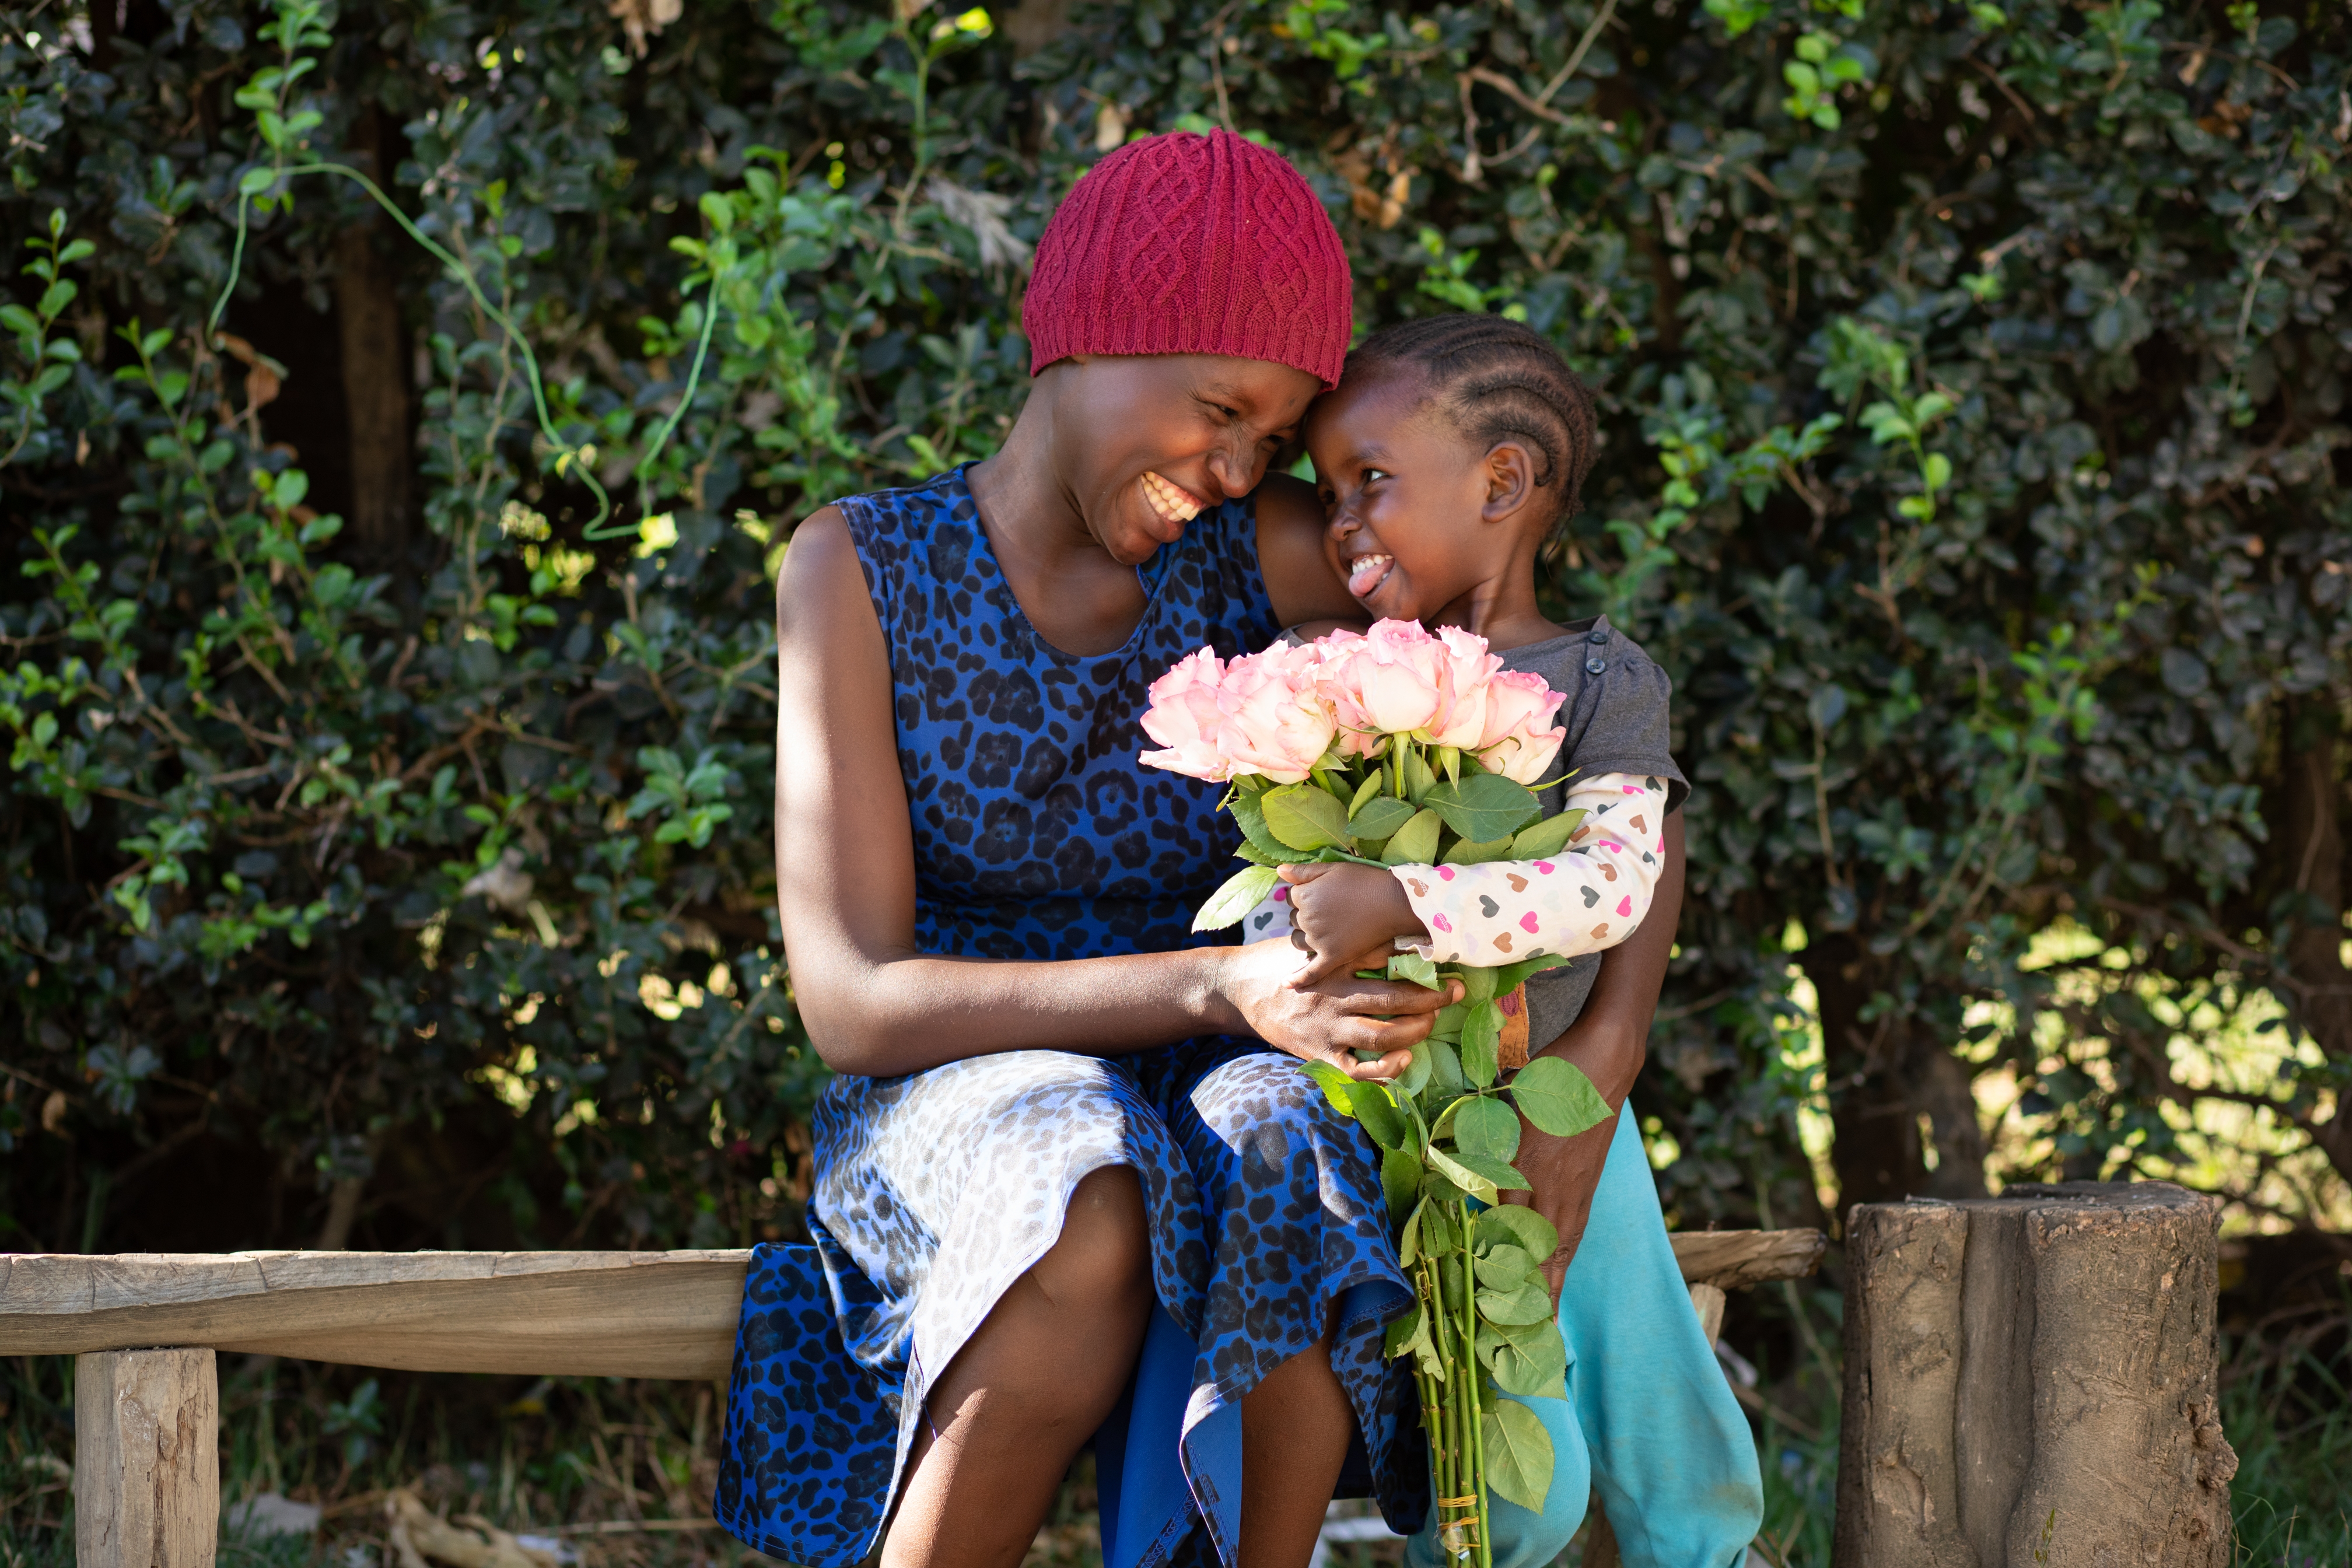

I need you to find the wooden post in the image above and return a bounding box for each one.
[1835,1182,2238,1568]
[75,1348,219,1568]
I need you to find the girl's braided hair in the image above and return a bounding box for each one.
[1346,313,1598,526]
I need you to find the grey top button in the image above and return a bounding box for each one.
[1587,628,1609,645]
[1585,656,1607,675]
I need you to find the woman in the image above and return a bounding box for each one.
[714,131,1730,1568]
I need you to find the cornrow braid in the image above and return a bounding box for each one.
[1346,313,1598,526]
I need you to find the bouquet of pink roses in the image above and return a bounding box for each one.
[1139,620,1615,1566]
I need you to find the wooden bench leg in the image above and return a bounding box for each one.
[75,1348,218,1568]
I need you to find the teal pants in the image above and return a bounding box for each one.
[1405,1112,1763,1568]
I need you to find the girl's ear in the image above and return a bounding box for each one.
[1480,440,1538,524]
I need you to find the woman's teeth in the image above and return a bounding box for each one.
[1140,471,1205,525]
[1348,554,1394,597]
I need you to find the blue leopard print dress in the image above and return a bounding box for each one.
[715,467,1420,1568]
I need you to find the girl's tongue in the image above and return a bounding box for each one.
[1347,553,1394,598]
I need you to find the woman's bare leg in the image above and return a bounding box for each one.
[881,1166,1154,1568]
[1239,1337,1353,1568]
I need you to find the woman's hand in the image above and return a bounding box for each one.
[1215,937,1461,1082]
[1275,863,1429,986]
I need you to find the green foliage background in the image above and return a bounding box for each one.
[1,0,2348,1261]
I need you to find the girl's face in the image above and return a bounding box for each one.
[1045,352,1321,566]
[1303,368,1504,622]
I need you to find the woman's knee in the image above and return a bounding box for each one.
[1031,1166,1152,1317]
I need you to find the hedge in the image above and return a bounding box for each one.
[1,0,2346,1257]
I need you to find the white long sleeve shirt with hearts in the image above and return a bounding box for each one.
[1386,771,1667,966]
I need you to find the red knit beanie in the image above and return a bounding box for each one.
[1024,130,1353,390]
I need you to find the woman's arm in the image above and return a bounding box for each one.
[774,506,1455,1079]
[1255,474,1362,627]
[1507,811,1685,1297]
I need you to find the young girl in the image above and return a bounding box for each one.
[1265,314,1765,1568]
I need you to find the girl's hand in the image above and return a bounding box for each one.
[1276,862,1430,986]
[1217,937,1461,1081]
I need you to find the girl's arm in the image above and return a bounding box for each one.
[1272,772,1668,982]
[774,506,1453,1080]
[1507,811,1684,1296]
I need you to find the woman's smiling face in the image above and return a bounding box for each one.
[1304,368,1499,622]
[1045,352,1322,565]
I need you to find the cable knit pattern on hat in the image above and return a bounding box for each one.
[1024,130,1353,388]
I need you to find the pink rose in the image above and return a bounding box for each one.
[1475,668,1567,784]
[1320,619,1448,738]
[1424,625,1505,748]
[1215,643,1337,784]
[1138,646,1234,780]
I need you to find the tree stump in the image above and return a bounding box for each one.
[75,1347,219,1568]
[1834,1183,2237,1568]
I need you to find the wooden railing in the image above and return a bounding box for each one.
[4,1233,1828,1568]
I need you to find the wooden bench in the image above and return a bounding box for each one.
[3,1232,1826,1568]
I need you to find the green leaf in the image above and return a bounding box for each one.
[1455,965,1497,1003]
[1300,1059,1357,1118]
[1422,1040,1469,1098]
[1379,807,1442,865]
[1425,1144,1527,1203]
[1460,1000,1504,1086]
[239,166,278,197]
[1349,794,1418,840]
[1261,782,1354,852]
[1192,863,1281,932]
[1474,1204,1560,1264]
[1475,1278,1555,1326]
[1453,1094,1521,1161]
[1508,1057,1613,1138]
[1510,808,1586,859]
[1493,953,1574,992]
[1348,771,1385,816]
[1473,1242,1536,1289]
[1228,789,1311,863]
[1482,1402,1555,1512]
[1398,1040,1436,1096]
[1481,1318,1568,1401]
[1398,1202,1424,1266]
[1348,1080,1408,1149]
[1441,834,1516,865]
[1420,772,1542,842]
[1381,1145,1423,1222]
[1387,951,1441,991]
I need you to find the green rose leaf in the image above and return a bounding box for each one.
[1509,807,1586,859]
[1440,834,1516,865]
[1422,1040,1470,1098]
[1460,1000,1504,1086]
[1300,1058,1358,1118]
[1474,1203,1562,1264]
[1381,1144,1423,1222]
[1387,951,1441,991]
[1475,1278,1555,1326]
[1473,1242,1536,1289]
[1380,807,1443,866]
[1348,1079,1408,1149]
[1349,771,1385,816]
[1229,789,1312,863]
[1452,1094,1521,1163]
[1483,1317,1568,1401]
[1262,782,1354,853]
[1420,772,1542,843]
[1398,1202,1424,1266]
[1482,1401,1556,1513]
[1426,1144,1528,1203]
[1191,863,1280,932]
[1510,1056,1613,1138]
[1456,965,1497,1003]
[1398,1040,1437,1096]
[1349,794,1419,841]
[1494,953,1574,992]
